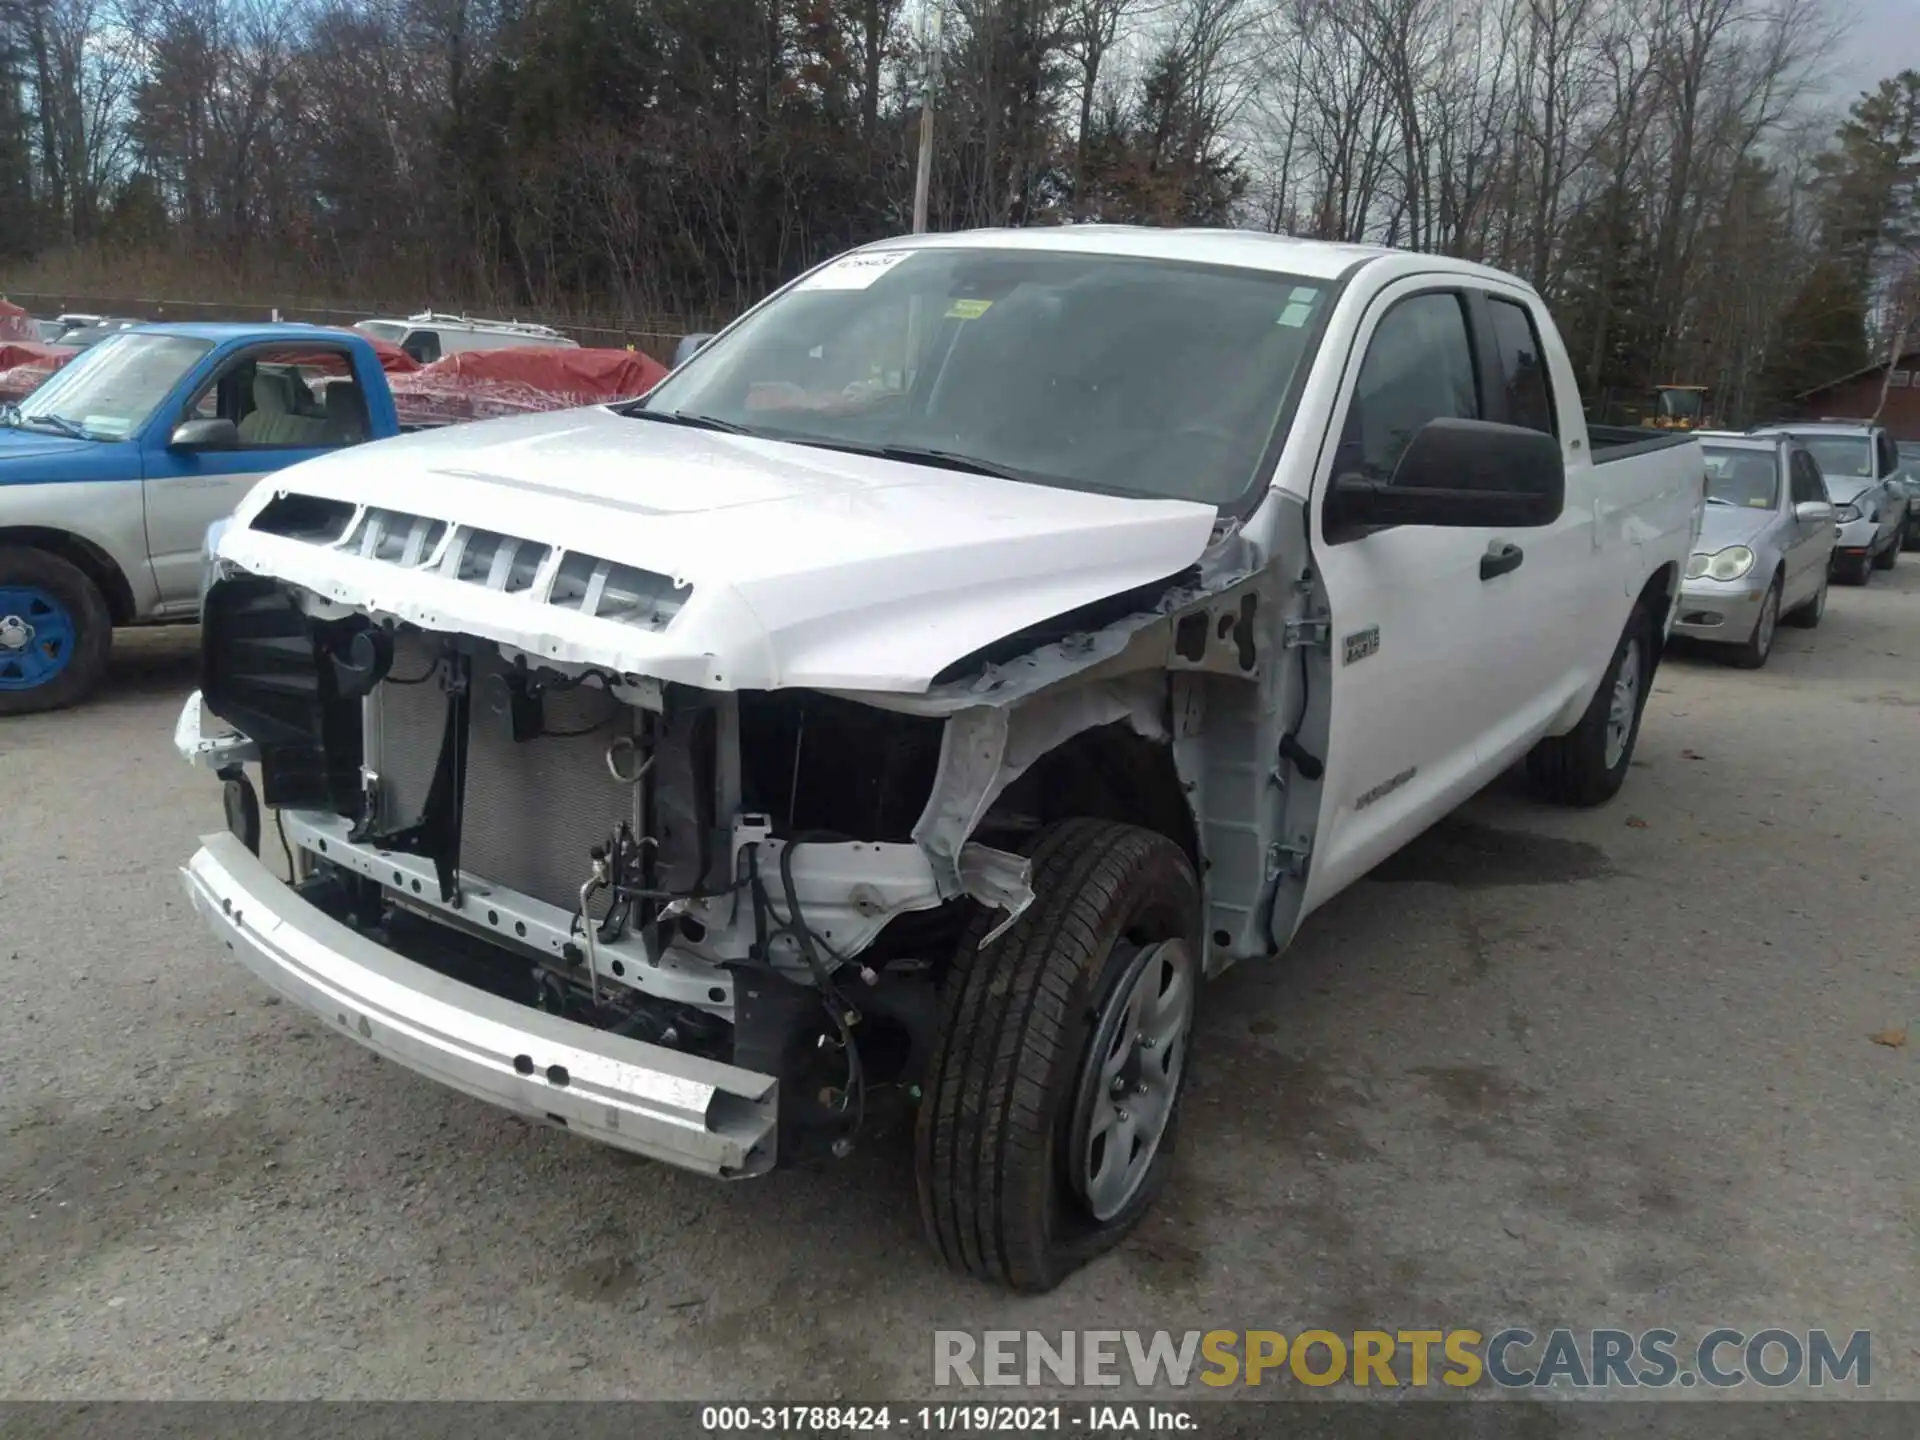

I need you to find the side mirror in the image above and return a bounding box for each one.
[1794,500,1833,524]
[672,332,714,368]
[1325,417,1565,533]
[170,417,240,452]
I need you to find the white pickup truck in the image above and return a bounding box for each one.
[175,229,1704,1292]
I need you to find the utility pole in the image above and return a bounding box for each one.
[911,1,943,233]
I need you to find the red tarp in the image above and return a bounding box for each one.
[324,327,420,374]
[388,345,668,429]
[0,298,39,344]
[0,341,74,404]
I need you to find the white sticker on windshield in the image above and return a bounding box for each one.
[1277,302,1313,328]
[796,251,913,291]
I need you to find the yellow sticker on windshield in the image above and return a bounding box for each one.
[946,298,993,320]
[1746,497,1769,507]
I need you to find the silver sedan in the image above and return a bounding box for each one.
[1674,438,1836,667]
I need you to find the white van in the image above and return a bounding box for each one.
[352,311,578,364]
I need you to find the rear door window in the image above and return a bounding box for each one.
[1789,451,1825,505]
[1485,297,1556,436]
[1876,432,1899,478]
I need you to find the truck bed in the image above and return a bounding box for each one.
[1587,425,1701,463]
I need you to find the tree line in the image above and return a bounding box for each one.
[0,0,1915,420]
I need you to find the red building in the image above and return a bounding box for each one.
[1795,347,1920,441]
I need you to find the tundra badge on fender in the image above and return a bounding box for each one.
[1343,625,1381,665]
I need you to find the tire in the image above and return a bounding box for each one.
[1526,605,1652,807]
[916,818,1200,1293]
[0,546,112,716]
[1730,576,1781,669]
[1784,570,1826,629]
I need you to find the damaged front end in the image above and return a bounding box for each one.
[183,574,1045,1173]
[178,474,1325,1180]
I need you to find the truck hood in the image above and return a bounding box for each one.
[221,405,1222,693]
[0,427,99,466]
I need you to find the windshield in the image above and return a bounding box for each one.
[1701,448,1779,509]
[356,320,406,343]
[1657,388,1705,419]
[1788,436,1873,485]
[14,333,212,439]
[636,248,1332,505]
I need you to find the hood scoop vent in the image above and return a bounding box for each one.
[548,552,687,631]
[252,500,690,632]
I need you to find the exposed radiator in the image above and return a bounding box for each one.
[366,632,447,827]
[365,642,642,920]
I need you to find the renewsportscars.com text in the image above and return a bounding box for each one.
[932,1328,1871,1391]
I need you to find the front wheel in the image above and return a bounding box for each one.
[1526,606,1652,807]
[0,547,113,715]
[1784,571,1826,629]
[1730,577,1781,669]
[916,819,1200,1292]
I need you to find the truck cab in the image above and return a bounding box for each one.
[0,324,398,712]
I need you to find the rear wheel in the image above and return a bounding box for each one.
[0,547,112,715]
[1730,576,1781,669]
[916,818,1199,1292]
[1526,605,1651,807]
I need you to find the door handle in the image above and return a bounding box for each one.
[1480,541,1524,581]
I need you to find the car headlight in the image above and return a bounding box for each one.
[1686,545,1754,581]
[1834,503,1862,523]
[199,516,233,607]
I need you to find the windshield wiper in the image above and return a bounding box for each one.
[619,406,753,435]
[20,411,92,440]
[789,438,1032,483]
[1704,495,1734,506]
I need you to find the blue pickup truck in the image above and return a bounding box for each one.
[0,323,401,713]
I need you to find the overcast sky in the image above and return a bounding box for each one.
[1829,0,1920,104]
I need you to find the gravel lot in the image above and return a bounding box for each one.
[2,569,1914,1403]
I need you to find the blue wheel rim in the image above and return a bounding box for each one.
[0,585,78,690]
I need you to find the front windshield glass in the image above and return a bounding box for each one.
[1789,436,1872,484]
[1658,388,1704,419]
[17,333,213,439]
[637,248,1332,505]
[356,320,406,343]
[1701,447,1778,508]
